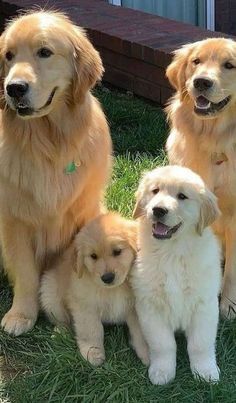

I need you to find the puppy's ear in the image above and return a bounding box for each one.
[196,189,220,235]
[74,235,86,278]
[132,190,144,219]
[0,33,6,109]
[166,43,193,101]
[70,27,104,104]
[126,221,138,253]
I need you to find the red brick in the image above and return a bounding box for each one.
[134,77,161,103]
[103,65,133,92]
[160,86,174,105]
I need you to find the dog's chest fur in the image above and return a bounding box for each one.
[69,275,134,324]
[133,226,221,331]
[167,102,236,208]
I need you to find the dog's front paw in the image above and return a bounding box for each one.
[130,338,150,366]
[191,362,220,383]
[1,308,37,336]
[148,362,176,385]
[220,294,236,320]
[80,345,105,367]
[138,346,150,366]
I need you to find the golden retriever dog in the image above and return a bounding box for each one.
[0,11,112,335]
[132,166,221,384]
[166,38,236,319]
[40,212,149,367]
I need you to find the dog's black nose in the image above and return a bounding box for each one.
[152,207,168,218]
[193,77,213,91]
[6,81,29,98]
[101,272,115,284]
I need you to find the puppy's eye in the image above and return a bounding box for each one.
[90,253,98,260]
[113,249,122,257]
[37,47,53,58]
[5,51,14,61]
[152,188,159,195]
[224,62,235,69]
[192,58,200,65]
[178,193,188,200]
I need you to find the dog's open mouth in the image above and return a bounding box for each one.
[194,95,231,116]
[16,87,57,117]
[152,221,182,240]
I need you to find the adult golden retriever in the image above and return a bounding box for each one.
[166,37,236,319]
[0,11,112,335]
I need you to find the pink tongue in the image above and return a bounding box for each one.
[153,222,170,236]
[196,96,210,107]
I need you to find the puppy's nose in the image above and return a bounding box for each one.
[101,272,115,284]
[193,77,213,91]
[152,207,168,218]
[6,81,29,98]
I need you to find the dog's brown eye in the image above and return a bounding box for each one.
[224,62,235,69]
[178,193,188,200]
[5,51,14,61]
[90,253,97,260]
[113,249,122,257]
[192,58,200,65]
[152,188,159,195]
[37,47,53,58]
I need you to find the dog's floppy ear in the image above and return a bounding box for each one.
[126,221,138,253]
[132,196,144,219]
[74,234,86,278]
[70,27,104,104]
[133,172,150,219]
[166,43,194,101]
[0,33,6,109]
[196,189,220,236]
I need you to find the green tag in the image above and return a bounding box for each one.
[64,161,77,174]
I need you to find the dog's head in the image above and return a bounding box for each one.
[166,38,236,118]
[133,165,220,239]
[74,213,137,287]
[0,10,103,118]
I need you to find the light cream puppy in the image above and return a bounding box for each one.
[132,165,221,385]
[40,213,149,367]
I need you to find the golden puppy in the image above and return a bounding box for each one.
[166,38,236,319]
[40,213,149,367]
[0,11,112,335]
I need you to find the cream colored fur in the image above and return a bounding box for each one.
[131,166,221,385]
[40,213,149,367]
[0,11,112,335]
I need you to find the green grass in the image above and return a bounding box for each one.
[0,87,236,402]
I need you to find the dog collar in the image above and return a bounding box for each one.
[64,160,81,174]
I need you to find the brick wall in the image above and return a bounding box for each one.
[2,0,234,105]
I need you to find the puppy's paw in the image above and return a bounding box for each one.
[191,362,220,383]
[148,362,176,385]
[220,295,236,320]
[1,309,37,336]
[138,347,150,366]
[130,338,150,366]
[81,346,105,367]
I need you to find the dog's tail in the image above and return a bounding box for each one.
[40,269,70,326]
